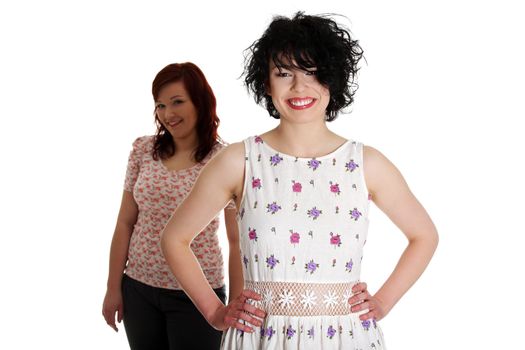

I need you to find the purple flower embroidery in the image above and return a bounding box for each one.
[243,255,248,269]
[289,230,300,244]
[307,326,315,339]
[307,158,321,170]
[252,177,262,190]
[327,325,337,339]
[307,207,322,220]
[345,259,354,273]
[349,208,362,221]
[362,319,371,331]
[345,159,359,172]
[285,325,296,339]
[266,255,279,269]
[267,326,276,339]
[248,228,257,241]
[292,181,302,193]
[261,326,275,340]
[329,181,341,195]
[266,202,282,214]
[330,232,342,247]
[270,153,283,166]
[255,136,263,143]
[305,259,319,274]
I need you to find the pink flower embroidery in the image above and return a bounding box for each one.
[292,181,302,193]
[330,232,342,247]
[252,177,262,190]
[329,181,341,195]
[289,230,300,244]
[248,228,257,241]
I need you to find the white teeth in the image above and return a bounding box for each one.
[167,119,182,127]
[290,98,313,106]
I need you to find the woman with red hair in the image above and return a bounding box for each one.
[102,62,238,350]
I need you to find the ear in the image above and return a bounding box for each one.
[265,80,271,96]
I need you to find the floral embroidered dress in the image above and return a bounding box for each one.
[221,136,385,349]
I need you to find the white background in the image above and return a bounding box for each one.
[1,0,524,349]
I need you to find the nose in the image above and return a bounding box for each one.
[291,73,307,92]
[166,103,177,116]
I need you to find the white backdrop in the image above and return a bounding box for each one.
[1,0,524,349]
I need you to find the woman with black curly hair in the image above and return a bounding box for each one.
[161,12,438,349]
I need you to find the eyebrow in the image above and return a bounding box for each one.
[272,65,316,72]
[155,95,184,104]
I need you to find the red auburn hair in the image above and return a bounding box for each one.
[151,62,222,162]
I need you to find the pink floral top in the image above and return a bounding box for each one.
[123,135,233,289]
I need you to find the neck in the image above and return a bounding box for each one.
[264,120,343,157]
[172,132,199,154]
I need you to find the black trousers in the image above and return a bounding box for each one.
[122,274,226,350]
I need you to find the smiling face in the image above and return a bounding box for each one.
[267,59,330,124]
[154,81,198,141]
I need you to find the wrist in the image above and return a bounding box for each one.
[373,292,394,314]
[107,276,124,291]
[205,303,226,329]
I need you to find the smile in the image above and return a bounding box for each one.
[287,97,316,110]
[166,119,182,128]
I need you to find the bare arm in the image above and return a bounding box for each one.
[161,143,265,331]
[351,146,439,320]
[224,207,243,303]
[102,190,138,331]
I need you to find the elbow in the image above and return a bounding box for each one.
[432,229,439,252]
[427,223,439,251]
[429,229,439,254]
[160,226,192,259]
[408,227,439,253]
[159,229,170,257]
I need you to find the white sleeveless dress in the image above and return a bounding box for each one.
[221,136,386,349]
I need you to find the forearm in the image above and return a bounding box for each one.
[161,237,224,322]
[106,224,133,291]
[228,244,244,303]
[374,233,438,313]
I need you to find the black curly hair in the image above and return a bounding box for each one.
[243,12,364,121]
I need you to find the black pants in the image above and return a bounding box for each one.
[122,274,226,350]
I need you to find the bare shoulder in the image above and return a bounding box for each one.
[201,141,246,194]
[363,145,407,197]
[209,141,245,169]
[363,145,394,172]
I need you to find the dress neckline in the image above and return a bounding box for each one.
[254,135,351,161]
